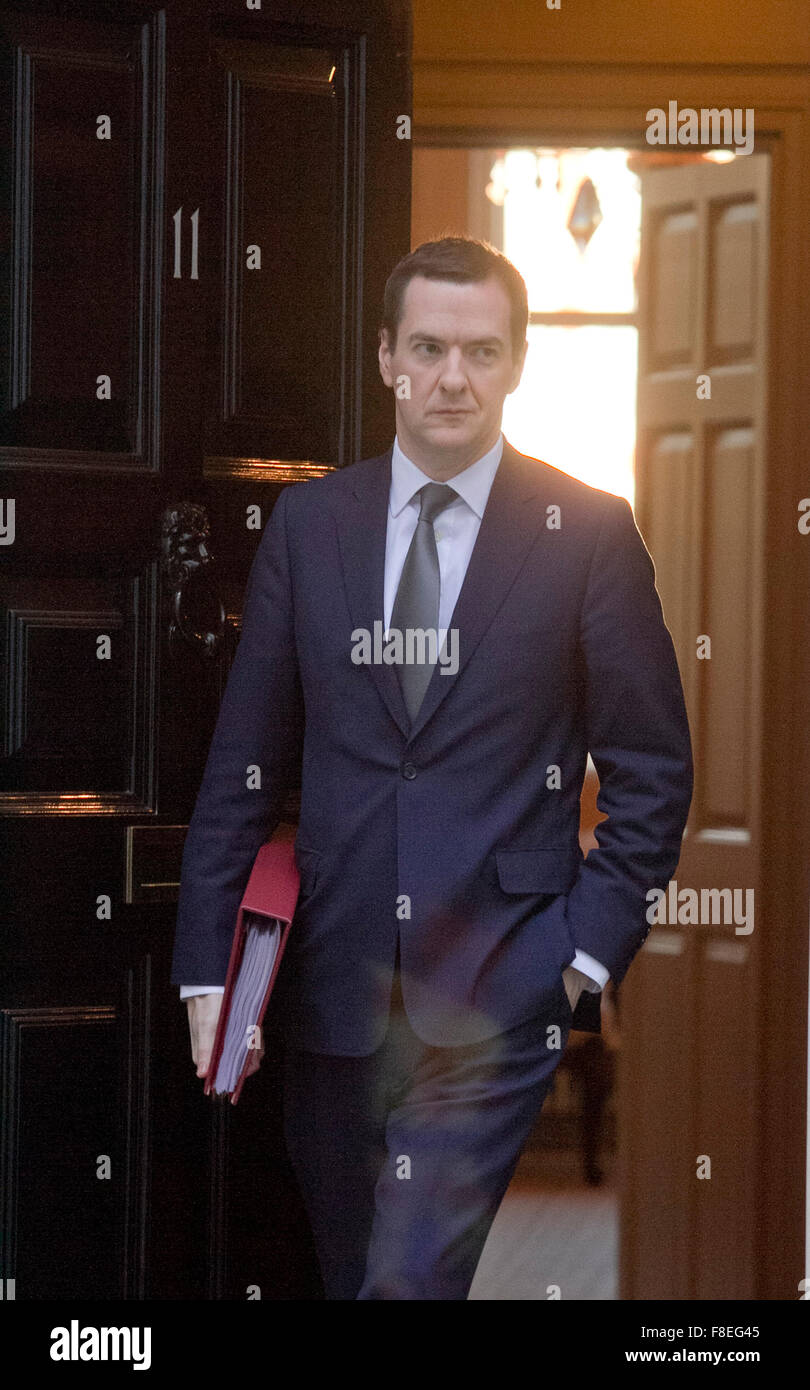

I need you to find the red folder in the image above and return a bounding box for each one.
[204,822,300,1104]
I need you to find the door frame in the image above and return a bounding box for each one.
[413,61,810,1301]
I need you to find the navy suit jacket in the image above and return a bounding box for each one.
[171,439,693,1053]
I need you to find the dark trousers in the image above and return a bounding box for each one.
[281,937,573,1300]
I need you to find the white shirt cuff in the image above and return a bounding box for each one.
[179,985,226,1000]
[570,950,610,992]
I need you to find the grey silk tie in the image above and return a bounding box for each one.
[390,481,457,722]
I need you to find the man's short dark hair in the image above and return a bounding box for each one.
[380,236,529,362]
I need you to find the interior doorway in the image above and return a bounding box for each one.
[411,141,772,1300]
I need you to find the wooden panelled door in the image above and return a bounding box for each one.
[622,153,770,1299]
[0,0,410,1299]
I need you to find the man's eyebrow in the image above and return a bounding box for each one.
[406,332,506,346]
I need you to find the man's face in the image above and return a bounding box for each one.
[378,274,527,474]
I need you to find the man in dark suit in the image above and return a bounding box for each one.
[172,236,692,1300]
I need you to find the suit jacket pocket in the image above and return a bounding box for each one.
[496,847,581,895]
[294,846,322,897]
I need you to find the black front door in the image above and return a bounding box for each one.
[0,0,411,1300]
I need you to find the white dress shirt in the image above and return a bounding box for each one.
[180,432,609,1000]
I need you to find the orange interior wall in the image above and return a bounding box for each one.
[410,149,470,248]
[413,0,805,67]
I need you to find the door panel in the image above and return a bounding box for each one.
[0,0,411,1300]
[206,35,347,466]
[622,154,768,1300]
[0,7,163,464]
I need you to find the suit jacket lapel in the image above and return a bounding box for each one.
[335,446,412,738]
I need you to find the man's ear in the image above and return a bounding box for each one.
[508,338,528,394]
[378,328,394,388]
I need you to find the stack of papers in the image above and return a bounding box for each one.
[210,913,282,1095]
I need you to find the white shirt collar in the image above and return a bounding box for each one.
[389,433,504,520]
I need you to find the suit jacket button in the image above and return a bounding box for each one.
[401,762,417,779]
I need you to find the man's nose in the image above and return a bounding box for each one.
[438,349,467,390]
